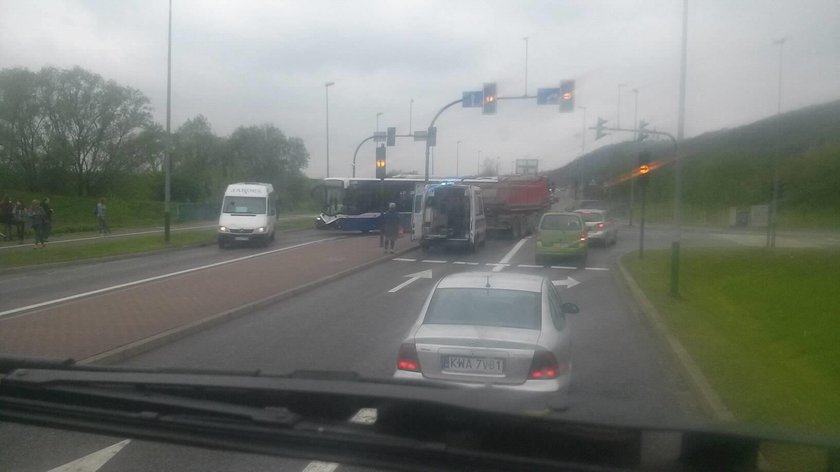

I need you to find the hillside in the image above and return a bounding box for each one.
[545,100,840,228]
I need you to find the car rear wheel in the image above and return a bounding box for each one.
[217,238,226,249]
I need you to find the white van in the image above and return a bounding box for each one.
[217,182,277,248]
[418,183,486,252]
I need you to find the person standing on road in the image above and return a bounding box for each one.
[12,200,26,243]
[28,199,47,248]
[40,197,54,241]
[96,198,110,235]
[1,196,13,240]
[381,202,400,254]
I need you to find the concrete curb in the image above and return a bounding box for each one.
[80,243,420,365]
[614,256,736,422]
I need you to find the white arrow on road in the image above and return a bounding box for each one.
[46,439,130,472]
[552,277,580,289]
[388,269,433,293]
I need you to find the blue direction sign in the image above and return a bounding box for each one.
[462,91,483,108]
[537,87,561,105]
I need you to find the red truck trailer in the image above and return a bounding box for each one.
[464,175,551,238]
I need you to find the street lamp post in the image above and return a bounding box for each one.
[409,99,414,134]
[164,0,173,243]
[629,89,639,226]
[522,36,529,96]
[324,81,334,178]
[376,112,383,133]
[456,140,461,177]
[617,83,627,129]
[767,37,786,249]
[578,106,586,200]
[477,150,482,175]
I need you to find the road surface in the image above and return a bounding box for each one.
[0,218,709,471]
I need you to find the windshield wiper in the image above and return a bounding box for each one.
[2,355,838,472]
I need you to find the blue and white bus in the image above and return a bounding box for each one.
[314,177,434,233]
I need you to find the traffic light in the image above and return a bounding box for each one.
[482,82,497,115]
[638,151,651,186]
[376,145,386,179]
[559,80,575,113]
[386,127,396,146]
[428,126,437,147]
[637,120,649,142]
[595,117,608,140]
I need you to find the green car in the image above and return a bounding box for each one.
[535,212,588,267]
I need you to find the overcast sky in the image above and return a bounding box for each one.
[1,0,838,178]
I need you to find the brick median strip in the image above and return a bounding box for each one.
[0,236,415,361]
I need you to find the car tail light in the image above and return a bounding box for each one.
[528,350,565,379]
[397,343,421,372]
[579,233,587,241]
[597,223,605,229]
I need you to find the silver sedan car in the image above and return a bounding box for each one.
[575,209,619,246]
[394,272,580,393]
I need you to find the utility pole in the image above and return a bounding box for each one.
[617,83,626,129]
[767,37,786,249]
[477,150,482,175]
[376,112,383,133]
[670,0,688,297]
[409,98,414,134]
[164,0,172,243]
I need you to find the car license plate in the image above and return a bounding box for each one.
[441,356,504,374]
[235,236,249,241]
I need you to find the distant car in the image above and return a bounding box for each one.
[575,209,618,246]
[394,272,579,394]
[534,211,587,267]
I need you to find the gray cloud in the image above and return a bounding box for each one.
[1,0,837,178]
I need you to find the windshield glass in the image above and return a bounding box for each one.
[577,212,604,223]
[541,214,581,230]
[424,288,541,329]
[1,1,838,470]
[222,196,266,214]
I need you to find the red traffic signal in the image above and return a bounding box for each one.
[482,82,497,115]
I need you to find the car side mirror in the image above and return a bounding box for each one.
[561,302,579,314]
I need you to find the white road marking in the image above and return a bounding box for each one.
[421,259,448,263]
[349,407,378,424]
[485,263,510,268]
[0,237,343,320]
[47,439,130,472]
[552,277,580,288]
[301,407,378,472]
[452,261,480,265]
[584,267,610,271]
[393,258,416,262]
[302,462,339,472]
[517,264,543,268]
[0,225,216,251]
[388,269,434,293]
[493,237,529,272]
[551,265,577,270]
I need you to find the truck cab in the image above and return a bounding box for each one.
[419,183,485,252]
[217,182,277,248]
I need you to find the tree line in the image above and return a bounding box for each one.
[0,66,312,208]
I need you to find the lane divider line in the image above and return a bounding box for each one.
[393,258,416,262]
[551,265,577,270]
[517,264,543,268]
[421,259,448,264]
[0,236,344,321]
[493,237,529,272]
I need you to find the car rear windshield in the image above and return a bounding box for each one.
[577,212,604,222]
[424,288,541,330]
[540,214,582,230]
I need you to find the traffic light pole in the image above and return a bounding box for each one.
[639,177,647,259]
[351,134,415,178]
[422,95,541,182]
[590,125,682,296]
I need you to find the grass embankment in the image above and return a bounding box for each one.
[0,230,216,267]
[0,217,314,268]
[623,248,840,469]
